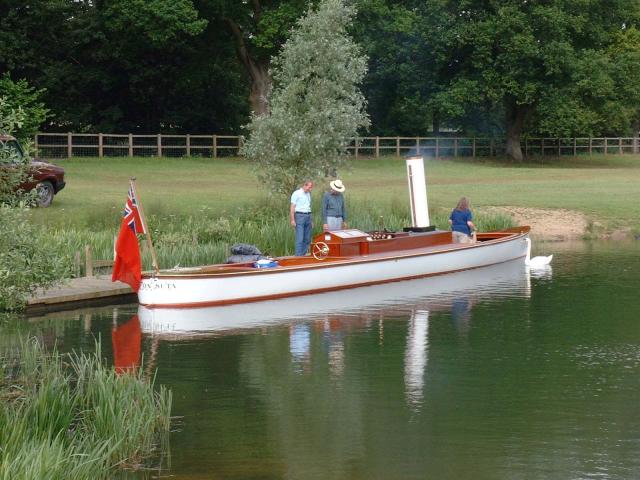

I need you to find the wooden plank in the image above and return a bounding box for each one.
[67,132,72,158]
[27,276,133,308]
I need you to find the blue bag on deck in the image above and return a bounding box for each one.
[253,259,279,268]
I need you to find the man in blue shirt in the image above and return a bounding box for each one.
[290,180,314,256]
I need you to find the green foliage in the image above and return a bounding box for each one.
[0,75,49,141]
[103,0,207,45]
[431,0,640,155]
[243,0,370,195]
[0,98,36,207]
[0,337,172,478]
[0,206,71,311]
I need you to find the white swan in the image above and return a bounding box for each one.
[524,238,553,267]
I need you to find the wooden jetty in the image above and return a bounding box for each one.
[27,275,134,313]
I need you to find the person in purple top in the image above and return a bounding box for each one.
[449,197,477,243]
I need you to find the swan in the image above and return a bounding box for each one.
[524,238,553,267]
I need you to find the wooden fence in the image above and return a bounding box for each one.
[35,133,640,159]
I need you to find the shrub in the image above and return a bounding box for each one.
[0,206,71,311]
[0,75,49,142]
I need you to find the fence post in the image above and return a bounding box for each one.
[454,138,458,157]
[375,136,380,158]
[619,137,622,155]
[396,137,400,158]
[213,135,217,158]
[128,134,133,157]
[74,251,81,277]
[634,135,639,154]
[186,134,191,157]
[472,137,476,158]
[435,137,440,159]
[573,137,577,156]
[238,136,244,157]
[34,134,39,157]
[355,137,359,159]
[85,245,93,278]
[157,134,162,157]
[589,137,592,155]
[67,132,73,158]
[604,138,608,155]
[557,138,561,157]
[98,133,104,158]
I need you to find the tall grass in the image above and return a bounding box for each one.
[0,337,172,479]
[46,202,515,272]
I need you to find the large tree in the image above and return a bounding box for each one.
[433,0,640,160]
[0,0,248,133]
[243,0,370,196]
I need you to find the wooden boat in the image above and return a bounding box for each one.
[138,258,531,335]
[138,225,531,308]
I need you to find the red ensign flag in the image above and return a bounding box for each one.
[112,185,146,292]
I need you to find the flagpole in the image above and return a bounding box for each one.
[129,177,160,274]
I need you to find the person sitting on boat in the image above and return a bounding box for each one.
[322,179,347,232]
[449,197,477,243]
[290,180,314,256]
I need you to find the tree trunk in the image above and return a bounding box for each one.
[248,62,271,116]
[432,111,440,135]
[504,103,530,162]
[225,16,272,115]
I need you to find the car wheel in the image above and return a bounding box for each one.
[36,180,55,207]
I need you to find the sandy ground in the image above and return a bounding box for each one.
[485,206,589,241]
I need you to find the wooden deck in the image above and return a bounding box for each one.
[27,275,135,313]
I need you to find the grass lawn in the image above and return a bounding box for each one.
[32,154,640,233]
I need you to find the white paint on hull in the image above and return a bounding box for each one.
[138,234,529,308]
[138,258,531,335]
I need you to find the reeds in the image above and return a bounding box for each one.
[0,337,172,479]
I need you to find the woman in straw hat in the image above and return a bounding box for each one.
[322,179,347,232]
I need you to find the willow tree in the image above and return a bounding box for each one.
[242,0,370,196]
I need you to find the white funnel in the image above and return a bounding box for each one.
[406,156,430,228]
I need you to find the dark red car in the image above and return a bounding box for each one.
[0,134,65,207]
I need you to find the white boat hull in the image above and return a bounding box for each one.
[138,258,531,335]
[138,233,529,308]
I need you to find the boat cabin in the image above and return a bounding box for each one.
[313,228,457,258]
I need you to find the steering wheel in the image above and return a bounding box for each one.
[312,242,330,260]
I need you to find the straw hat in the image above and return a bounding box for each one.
[330,179,345,193]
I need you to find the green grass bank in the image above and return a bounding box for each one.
[28,154,640,272]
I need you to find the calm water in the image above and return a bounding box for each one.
[4,240,640,479]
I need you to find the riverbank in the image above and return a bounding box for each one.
[30,154,640,247]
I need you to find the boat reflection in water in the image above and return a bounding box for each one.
[138,259,531,412]
[138,259,531,337]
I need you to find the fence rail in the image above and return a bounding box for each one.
[35,133,640,159]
